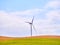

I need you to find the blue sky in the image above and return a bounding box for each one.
[0,0,60,37]
[0,0,49,11]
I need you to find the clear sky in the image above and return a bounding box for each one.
[0,0,48,11]
[0,0,60,37]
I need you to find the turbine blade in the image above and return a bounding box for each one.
[32,16,34,23]
[25,21,31,23]
[32,25,37,34]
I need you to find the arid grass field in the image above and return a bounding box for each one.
[0,36,60,45]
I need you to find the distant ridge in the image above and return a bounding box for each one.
[0,35,60,38]
[30,35,60,38]
[0,36,14,41]
[0,35,60,41]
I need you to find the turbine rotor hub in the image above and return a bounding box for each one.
[29,22,32,24]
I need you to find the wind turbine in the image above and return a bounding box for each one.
[25,16,36,37]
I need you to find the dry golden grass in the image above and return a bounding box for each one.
[0,35,60,40]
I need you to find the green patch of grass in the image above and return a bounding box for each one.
[0,38,60,45]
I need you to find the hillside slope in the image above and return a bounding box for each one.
[0,35,60,45]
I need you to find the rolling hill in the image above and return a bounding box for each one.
[0,35,60,45]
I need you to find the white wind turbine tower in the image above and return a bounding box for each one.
[25,16,36,37]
